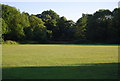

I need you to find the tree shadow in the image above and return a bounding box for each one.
[2,63,119,79]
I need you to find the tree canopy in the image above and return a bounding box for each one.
[1,4,120,44]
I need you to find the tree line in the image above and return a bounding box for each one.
[1,4,120,44]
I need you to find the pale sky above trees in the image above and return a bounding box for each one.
[1,1,119,22]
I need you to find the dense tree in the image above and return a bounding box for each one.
[36,9,59,30]
[24,15,47,41]
[111,8,120,43]
[1,4,119,44]
[63,20,75,40]
[1,18,8,35]
[53,16,67,40]
[75,14,92,39]
[36,10,60,40]
[86,9,113,43]
[2,4,30,41]
[53,17,75,41]
[46,30,52,40]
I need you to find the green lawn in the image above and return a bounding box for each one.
[2,45,119,79]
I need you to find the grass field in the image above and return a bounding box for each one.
[2,44,119,79]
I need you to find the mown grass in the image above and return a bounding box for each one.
[2,44,119,79]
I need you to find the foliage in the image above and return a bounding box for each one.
[112,8,120,43]
[3,40,18,44]
[75,14,92,39]
[24,15,47,41]
[1,18,8,34]
[53,17,75,40]
[36,9,59,30]
[2,4,30,41]
[1,4,120,44]
[86,9,119,43]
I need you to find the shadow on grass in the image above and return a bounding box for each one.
[2,63,119,79]
[19,40,119,45]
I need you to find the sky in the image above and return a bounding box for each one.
[1,1,119,22]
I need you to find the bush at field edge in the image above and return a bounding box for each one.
[3,40,18,45]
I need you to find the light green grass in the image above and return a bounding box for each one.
[2,44,119,79]
[2,45,118,67]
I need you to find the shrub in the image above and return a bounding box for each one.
[3,40,18,44]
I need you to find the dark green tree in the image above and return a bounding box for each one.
[86,9,113,43]
[2,4,30,41]
[75,14,92,39]
[54,16,75,41]
[111,8,120,43]
[53,16,67,40]
[36,10,60,40]
[24,15,47,41]
[36,9,59,30]
[1,4,120,44]
[1,18,8,35]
